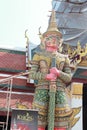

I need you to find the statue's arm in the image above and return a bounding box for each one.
[58,57,72,83]
[29,54,46,80]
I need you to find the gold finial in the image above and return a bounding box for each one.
[25,29,29,45]
[43,10,62,38]
[77,41,81,53]
[85,43,87,53]
[38,26,43,40]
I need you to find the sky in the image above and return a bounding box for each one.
[0,0,52,49]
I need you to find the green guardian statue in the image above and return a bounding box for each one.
[29,10,81,130]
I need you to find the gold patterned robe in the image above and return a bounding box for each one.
[29,51,72,128]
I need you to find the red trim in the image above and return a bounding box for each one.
[72,78,87,83]
[38,127,45,130]
[54,128,66,130]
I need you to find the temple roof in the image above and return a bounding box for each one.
[0,48,35,92]
[52,0,87,46]
[0,48,26,73]
[72,66,87,83]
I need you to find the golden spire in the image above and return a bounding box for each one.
[47,10,59,32]
[43,10,62,38]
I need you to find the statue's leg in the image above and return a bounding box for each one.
[54,90,72,130]
[32,88,49,130]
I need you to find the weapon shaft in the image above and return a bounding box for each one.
[48,57,56,130]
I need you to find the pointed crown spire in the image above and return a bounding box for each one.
[43,10,62,38]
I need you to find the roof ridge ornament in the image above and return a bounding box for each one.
[67,41,87,68]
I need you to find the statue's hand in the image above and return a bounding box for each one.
[50,67,60,77]
[45,73,57,81]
